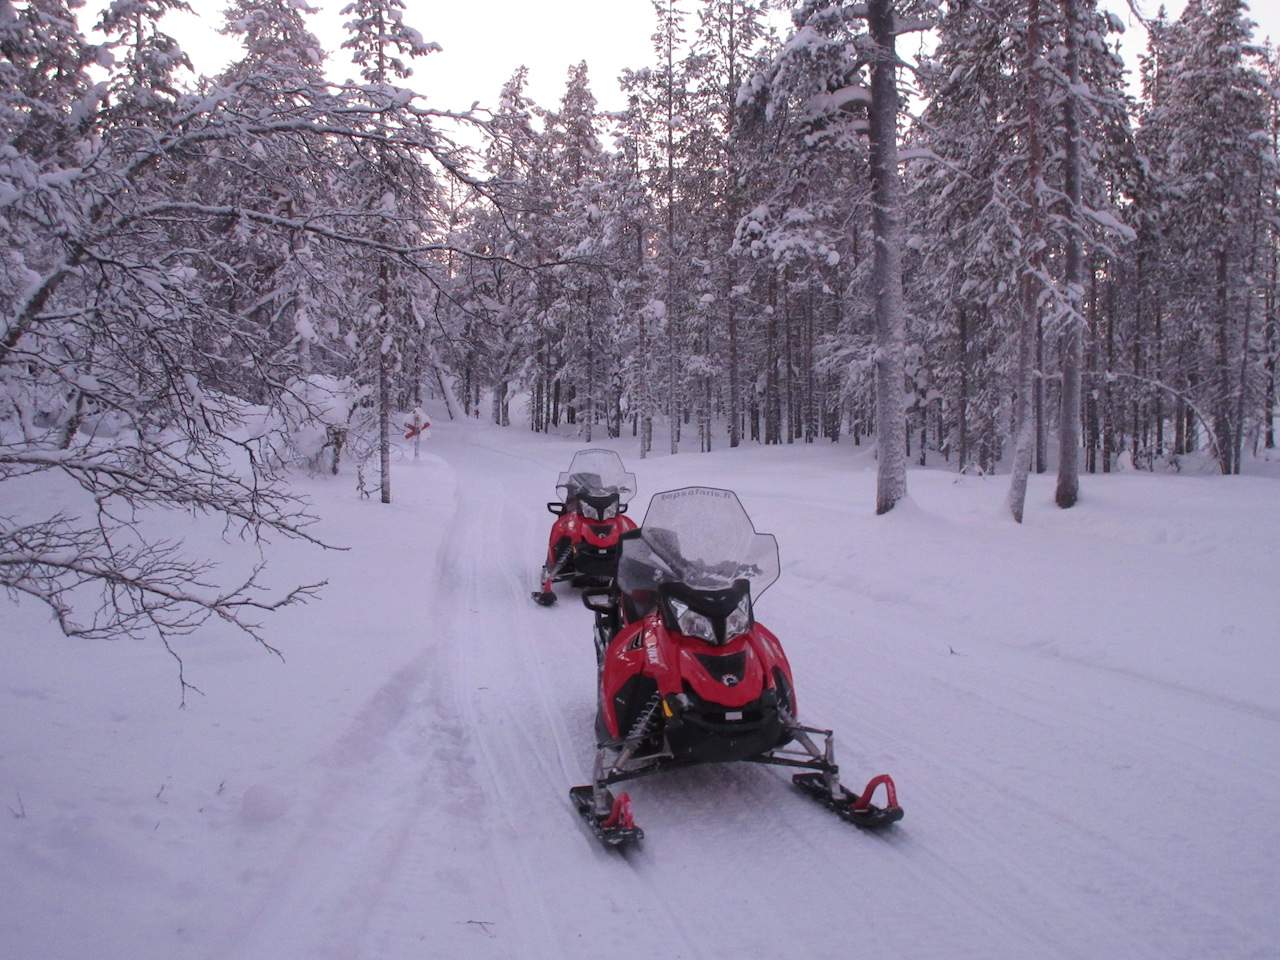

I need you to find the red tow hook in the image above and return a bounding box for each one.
[852,774,899,812]
[601,792,635,830]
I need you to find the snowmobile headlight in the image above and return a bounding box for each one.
[725,595,751,639]
[602,502,618,520]
[669,598,716,644]
[580,502,599,520]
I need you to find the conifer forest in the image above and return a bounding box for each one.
[6,0,1277,531]
[4,4,1280,958]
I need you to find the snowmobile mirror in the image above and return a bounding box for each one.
[618,503,628,514]
[581,590,615,614]
[546,501,565,516]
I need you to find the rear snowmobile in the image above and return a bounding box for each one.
[532,449,638,606]
[570,486,903,848]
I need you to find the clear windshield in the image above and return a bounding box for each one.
[618,487,780,600]
[556,449,637,504]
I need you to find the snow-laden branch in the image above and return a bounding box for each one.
[0,514,323,704]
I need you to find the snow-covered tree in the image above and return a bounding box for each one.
[339,0,440,503]
[1139,0,1273,473]
[0,0,497,688]
[751,0,936,512]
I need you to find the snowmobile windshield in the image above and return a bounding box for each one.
[618,487,780,601]
[556,449,637,504]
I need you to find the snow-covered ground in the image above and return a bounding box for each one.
[3,414,1278,960]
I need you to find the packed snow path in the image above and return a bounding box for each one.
[3,417,1278,960]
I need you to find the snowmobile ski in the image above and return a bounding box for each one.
[792,771,904,829]
[569,785,644,849]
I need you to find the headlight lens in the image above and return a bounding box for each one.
[725,595,751,639]
[603,502,618,520]
[580,502,599,520]
[669,598,716,644]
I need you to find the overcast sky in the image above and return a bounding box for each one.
[83,0,1280,116]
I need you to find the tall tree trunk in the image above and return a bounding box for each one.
[1268,97,1279,450]
[805,281,817,443]
[1136,247,1149,457]
[378,347,391,504]
[766,270,780,444]
[1086,287,1099,473]
[635,221,651,457]
[665,13,679,458]
[585,292,595,443]
[1009,0,1044,522]
[1034,313,1045,473]
[1215,248,1233,473]
[1009,281,1039,521]
[868,0,908,515]
[725,49,742,450]
[1103,260,1116,472]
[1234,169,1264,471]
[377,262,392,505]
[1055,0,1083,506]
[958,304,969,471]
[1267,237,1277,448]
[1174,354,1186,455]
[778,272,788,445]
[701,320,712,452]
[1155,286,1165,456]
[728,289,740,448]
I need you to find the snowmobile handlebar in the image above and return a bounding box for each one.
[546,500,629,517]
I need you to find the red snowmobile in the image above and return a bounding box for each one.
[571,486,904,848]
[532,449,638,607]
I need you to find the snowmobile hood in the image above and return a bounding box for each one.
[677,633,767,708]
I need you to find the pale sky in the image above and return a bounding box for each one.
[1109,0,1280,85]
[83,0,1280,117]
[86,0,664,114]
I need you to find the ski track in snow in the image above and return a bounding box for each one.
[3,417,1278,960]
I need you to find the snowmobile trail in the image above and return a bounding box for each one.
[373,432,1203,959]
[417,457,650,952]
[443,451,716,960]
[191,423,1278,960]
[221,480,468,959]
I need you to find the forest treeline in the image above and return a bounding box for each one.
[450,0,1279,486]
[1,0,1276,658]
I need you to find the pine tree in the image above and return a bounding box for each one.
[759,0,935,512]
[690,0,769,450]
[339,0,439,503]
[1141,0,1272,473]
